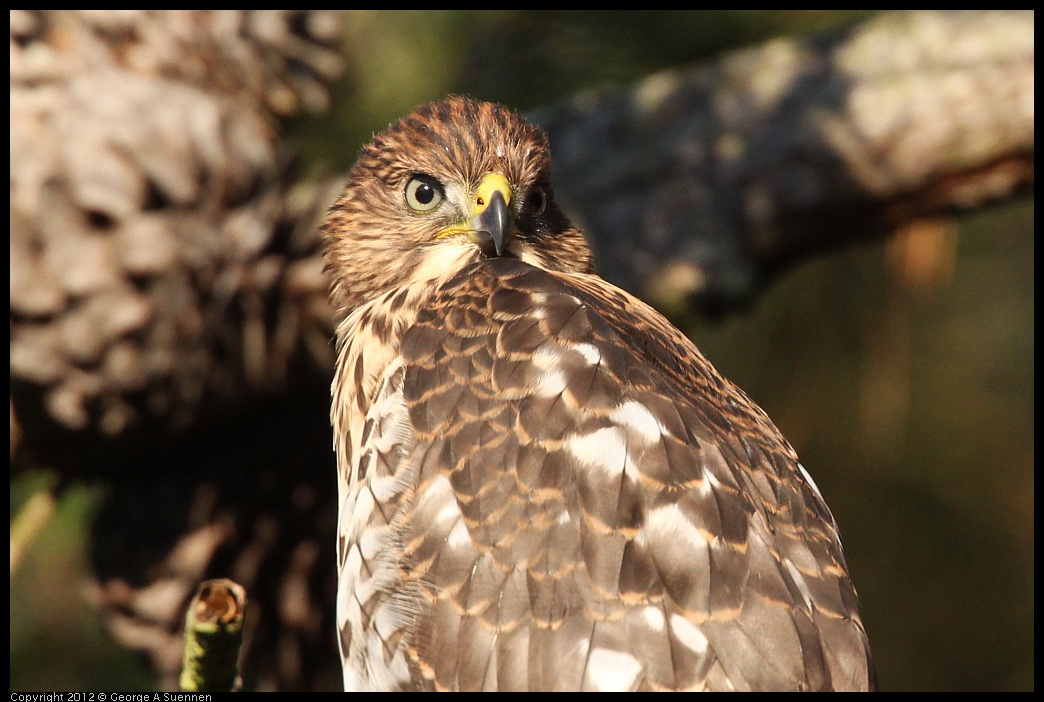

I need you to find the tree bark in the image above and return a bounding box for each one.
[538,10,1033,311]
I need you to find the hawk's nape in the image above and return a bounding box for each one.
[321,95,875,691]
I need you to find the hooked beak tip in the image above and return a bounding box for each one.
[472,189,511,257]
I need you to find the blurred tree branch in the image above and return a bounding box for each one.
[538,10,1033,311]
[8,9,1033,692]
[10,10,344,445]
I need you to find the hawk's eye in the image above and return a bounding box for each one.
[528,187,547,215]
[405,175,444,212]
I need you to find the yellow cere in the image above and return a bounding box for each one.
[436,172,512,240]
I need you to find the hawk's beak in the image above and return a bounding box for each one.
[468,173,513,257]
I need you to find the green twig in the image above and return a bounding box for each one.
[179,578,248,692]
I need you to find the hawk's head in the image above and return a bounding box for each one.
[323,95,594,314]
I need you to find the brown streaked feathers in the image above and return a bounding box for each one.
[322,95,874,691]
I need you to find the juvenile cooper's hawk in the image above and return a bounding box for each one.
[322,96,875,691]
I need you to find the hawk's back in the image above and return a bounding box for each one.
[336,256,875,691]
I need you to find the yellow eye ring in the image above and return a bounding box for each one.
[405,175,444,212]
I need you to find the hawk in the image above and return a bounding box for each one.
[322,96,875,691]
